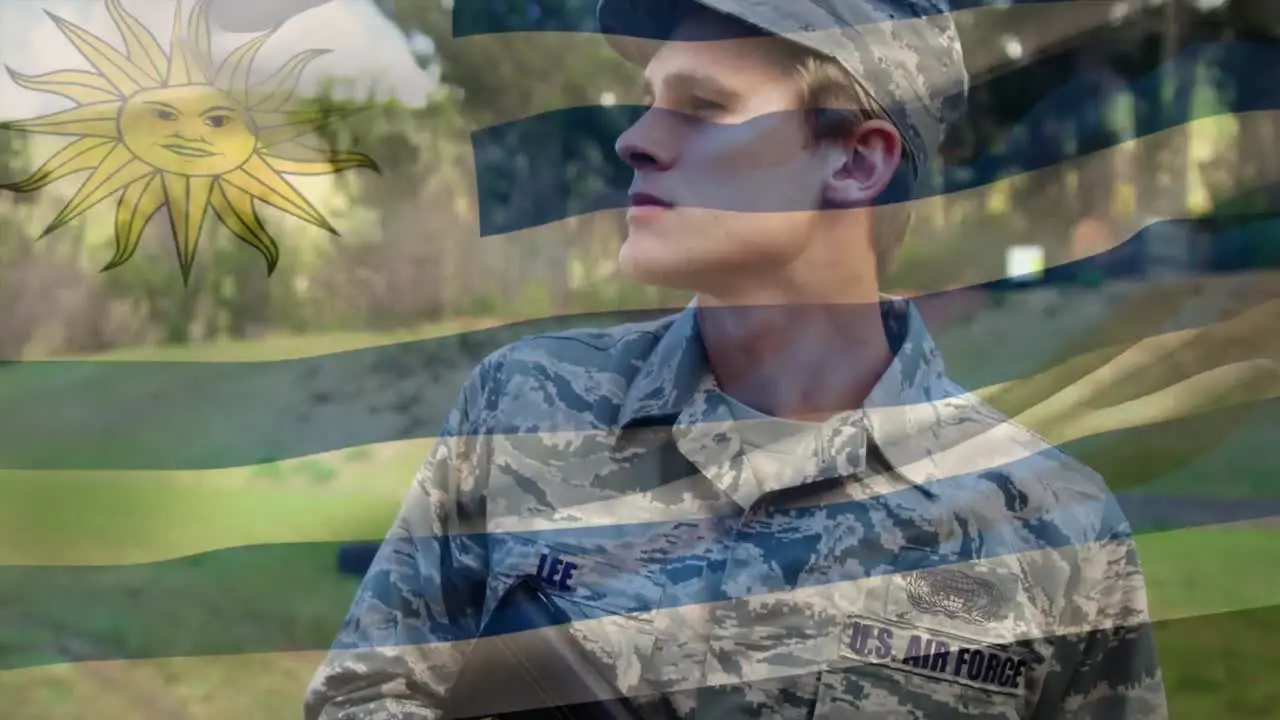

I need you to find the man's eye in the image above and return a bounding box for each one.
[155,109,178,121]
[204,115,231,128]
[687,96,726,115]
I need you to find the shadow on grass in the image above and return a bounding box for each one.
[1156,605,1280,718]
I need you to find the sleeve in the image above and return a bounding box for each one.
[1032,519,1169,720]
[303,365,493,720]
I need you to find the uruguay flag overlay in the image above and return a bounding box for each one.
[0,0,1276,717]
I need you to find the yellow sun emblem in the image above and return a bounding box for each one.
[0,0,378,282]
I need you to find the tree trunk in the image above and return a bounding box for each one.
[226,255,271,339]
[1135,0,1190,218]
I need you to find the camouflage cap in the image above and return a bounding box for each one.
[598,0,969,191]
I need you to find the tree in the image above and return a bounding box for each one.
[377,0,640,315]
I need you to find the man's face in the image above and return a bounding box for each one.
[614,11,834,294]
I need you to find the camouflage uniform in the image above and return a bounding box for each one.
[303,298,1167,719]
[304,0,1166,717]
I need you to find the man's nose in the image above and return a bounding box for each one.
[614,109,677,172]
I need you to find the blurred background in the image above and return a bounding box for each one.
[0,0,1276,717]
[0,0,1275,356]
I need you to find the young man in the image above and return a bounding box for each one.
[304,1,1168,717]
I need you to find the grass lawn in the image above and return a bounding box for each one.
[27,317,512,363]
[0,440,433,566]
[0,277,1276,717]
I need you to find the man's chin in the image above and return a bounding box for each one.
[617,237,703,292]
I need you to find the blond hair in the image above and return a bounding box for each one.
[790,52,917,276]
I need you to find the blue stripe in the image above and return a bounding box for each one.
[451,0,1081,37]
[0,215,1275,470]
[471,41,1277,235]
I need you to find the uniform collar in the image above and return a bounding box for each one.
[615,295,955,501]
[616,297,706,430]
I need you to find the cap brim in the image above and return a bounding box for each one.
[599,0,836,69]
[603,33,660,67]
[598,0,682,66]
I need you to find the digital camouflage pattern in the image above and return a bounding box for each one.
[303,297,1168,719]
[597,0,970,190]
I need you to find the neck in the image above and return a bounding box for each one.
[696,279,894,422]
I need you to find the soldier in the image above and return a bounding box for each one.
[304,0,1169,718]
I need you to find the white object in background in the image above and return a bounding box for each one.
[1005,244,1047,282]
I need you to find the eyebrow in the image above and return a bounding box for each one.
[200,106,237,116]
[642,71,742,104]
[144,101,180,112]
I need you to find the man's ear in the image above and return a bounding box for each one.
[821,119,903,207]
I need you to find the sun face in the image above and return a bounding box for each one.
[120,85,258,175]
[0,0,378,282]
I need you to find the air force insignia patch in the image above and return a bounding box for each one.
[840,615,1033,697]
[904,569,1009,625]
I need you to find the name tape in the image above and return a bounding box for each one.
[841,615,1033,697]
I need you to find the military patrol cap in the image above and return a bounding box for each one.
[597,0,969,192]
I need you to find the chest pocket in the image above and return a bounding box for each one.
[812,550,1040,719]
[485,532,668,698]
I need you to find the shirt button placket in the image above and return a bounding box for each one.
[700,509,755,693]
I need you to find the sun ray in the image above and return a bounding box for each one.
[2,137,117,193]
[210,180,280,273]
[162,172,215,283]
[215,31,276,106]
[6,67,122,105]
[0,101,123,139]
[1,1,375,280]
[105,172,165,270]
[220,154,336,233]
[104,0,166,82]
[261,143,379,175]
[254,107,356,149]
[44,145,154,236]
[165,1,206,86]
[186,0,214,83]
[222,155,337,230]
[257,137,334,159]
[44,12,156,93]
[247,49,330,112]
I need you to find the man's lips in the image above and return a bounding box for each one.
[161,143,217,158]
[628,192,674,208]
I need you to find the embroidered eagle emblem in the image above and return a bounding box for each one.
[904,568,1008,625]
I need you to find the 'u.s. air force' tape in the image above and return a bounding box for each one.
[840,615,1034,697]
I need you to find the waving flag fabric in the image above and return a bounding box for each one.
[471,41,1280,234]
[0,0,1277,717]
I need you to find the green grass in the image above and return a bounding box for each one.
[1143,529,1280,719]
[0,442,429,566]
[30,316,506,363]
